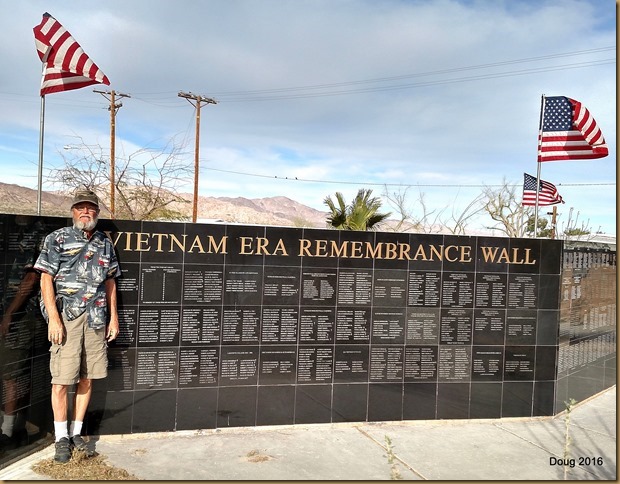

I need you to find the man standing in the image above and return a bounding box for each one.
[34,188,120,463]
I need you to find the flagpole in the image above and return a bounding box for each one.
[34,12,112,216]
[533,94,546,236]
[36,94,46,215]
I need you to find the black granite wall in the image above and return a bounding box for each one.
[0,214,615,467]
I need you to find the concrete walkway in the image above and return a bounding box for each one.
[1,386,615,480]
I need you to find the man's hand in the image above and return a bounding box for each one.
[0,314,11,337]
[106,319,119,342]
[105,278,119,342]
[41,272,64,344]
[48,316,64,344]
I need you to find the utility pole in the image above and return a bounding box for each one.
[178,91,217,223]
[94,89,131,218]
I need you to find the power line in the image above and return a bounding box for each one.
[210,47,615,96]
[126,46,614,103]
[209,60,615,102]
[128,58,615,105]
[0,46,613,108]
[1,47,612,108]
[202,166,615,188]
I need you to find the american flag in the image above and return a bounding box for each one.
[33,13,110,95]
[537,96,608,162]
[522,173,564,206]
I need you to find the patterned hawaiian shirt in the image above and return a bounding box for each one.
[34,226,120,329]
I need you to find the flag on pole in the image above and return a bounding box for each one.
[33,12,110,95]
[522,173,564,206]
[537,96,608,162]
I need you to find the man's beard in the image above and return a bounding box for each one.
[74,216,98,231]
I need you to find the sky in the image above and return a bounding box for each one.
[0,0,616,235]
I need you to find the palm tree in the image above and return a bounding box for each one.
[324,188,391,230]
[324,191,348,229]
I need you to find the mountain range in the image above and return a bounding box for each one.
[0,182,330,228]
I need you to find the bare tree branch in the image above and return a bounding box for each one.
[46,136,192,220]
[382,185,482,234]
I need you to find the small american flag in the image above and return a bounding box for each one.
[538,96,608,162]
[33,13,110,95]
[522,173,564,206]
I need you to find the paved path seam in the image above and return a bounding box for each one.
[355,426,428,480]
[492,422,559,455]
[570,422,615,438]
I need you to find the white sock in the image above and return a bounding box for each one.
[54,421,69,442]
[70,420,83,437]
[1,414,15,437]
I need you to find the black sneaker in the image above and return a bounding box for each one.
[71,435,94,457]
[0,433,15,455]
[54,437,72,463]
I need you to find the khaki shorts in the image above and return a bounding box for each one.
[49,311,108,385]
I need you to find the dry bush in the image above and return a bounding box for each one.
[32,450,140,480]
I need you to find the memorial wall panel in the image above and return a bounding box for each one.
[0,213,615,467]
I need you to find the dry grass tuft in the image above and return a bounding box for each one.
[245,449,272,463]
[32,450,141,480]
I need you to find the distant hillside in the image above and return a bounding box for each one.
[0,183,72,217]
[196,195,328,227]
[0,183,329,228]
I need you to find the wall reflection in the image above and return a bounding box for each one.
[556,246,616,411]
[1,215,66,465]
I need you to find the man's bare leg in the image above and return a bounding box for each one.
[72,378,92,424]
[51,384,68,424]
[69,378,94,455]
[51,383,72,462]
